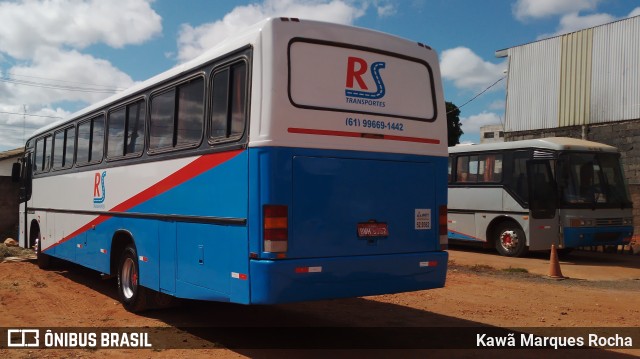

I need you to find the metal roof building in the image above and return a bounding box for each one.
[496,15,640,133]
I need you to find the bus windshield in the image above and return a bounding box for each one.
[557,152,631,208]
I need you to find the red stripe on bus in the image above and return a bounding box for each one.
[49,150,244,250]
[288,127,440,144]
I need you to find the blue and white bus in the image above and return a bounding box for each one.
[12,18,448,311]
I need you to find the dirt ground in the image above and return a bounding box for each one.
[0,245,639,358]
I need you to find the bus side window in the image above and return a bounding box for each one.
[480,154,502,182]
[508,151,529,203]
[35,137,45,173]
[108,99,145,159]
[150,77,204,151]
[77,115,105,165]
[53,130,65,169]
[43,136,52,172]
[210,61,247,143]
[108,107,126,158]
[53,127,75,169]
[456,156,470,182]
[467,155,479,182]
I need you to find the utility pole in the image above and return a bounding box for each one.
[22,104,26,143]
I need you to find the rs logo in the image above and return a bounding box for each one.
[93,171,107,204]
[345,56,386,99]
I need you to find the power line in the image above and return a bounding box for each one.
[7,72,127,91]
[0,76,123,94]
[447,77,506,114]
[0,110,63,119]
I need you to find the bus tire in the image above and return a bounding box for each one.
[34,232,52,269]
[117,244,148,312]
[495,222,528,257]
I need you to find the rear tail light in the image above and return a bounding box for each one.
[264,205,288,253]
[439,205,448,250]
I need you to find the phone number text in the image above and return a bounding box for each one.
[345,117,404,131]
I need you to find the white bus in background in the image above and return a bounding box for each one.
[448,137,633,257]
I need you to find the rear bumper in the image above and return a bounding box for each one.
[563,226,633,248]
[249,251,448,304]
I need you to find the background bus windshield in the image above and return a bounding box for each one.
[557,153,631,208]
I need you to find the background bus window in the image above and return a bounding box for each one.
[507,151,529,203]
[482,154,502,182]
[456,156,470,182]
[455,154,502,183]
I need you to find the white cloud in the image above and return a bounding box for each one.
[376,3,396,17]
[460,112,502,136]
[440,47,506,91]
[0,0,160,151]
[537,7,640,39]
[489,100,506,111]
[513,0,602,21]
[555,12,615,35]
[8,48,134,105]
[0,104,72,150]
[177,0,367,63]
[0,0,162,59]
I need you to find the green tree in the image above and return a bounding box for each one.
[446,101,463,146]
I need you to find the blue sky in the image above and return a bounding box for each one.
[1,0,639,151]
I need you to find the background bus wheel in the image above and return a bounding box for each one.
[34,232,51,269]
[117,244,148,312]
[495,223,528,257]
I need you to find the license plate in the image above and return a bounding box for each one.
[357,222,389,237]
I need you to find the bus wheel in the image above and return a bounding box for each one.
[35,232,52,269]
[495,223,528,257]
[117,244,148,312]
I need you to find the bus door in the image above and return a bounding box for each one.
[527,160,559,251]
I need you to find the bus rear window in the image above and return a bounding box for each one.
[288,40,436,121]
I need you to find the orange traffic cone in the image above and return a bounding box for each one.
[548,244,565,279]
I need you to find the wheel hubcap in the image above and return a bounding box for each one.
[121,258,137,299]
[500,230,519,250]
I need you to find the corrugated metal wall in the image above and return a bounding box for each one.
[504,16,640,131]
[591,16,640,124]
[504,39,560,132]
[559,29,592,127]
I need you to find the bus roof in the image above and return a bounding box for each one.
[28,17,435,141]
[448,137,618,154]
